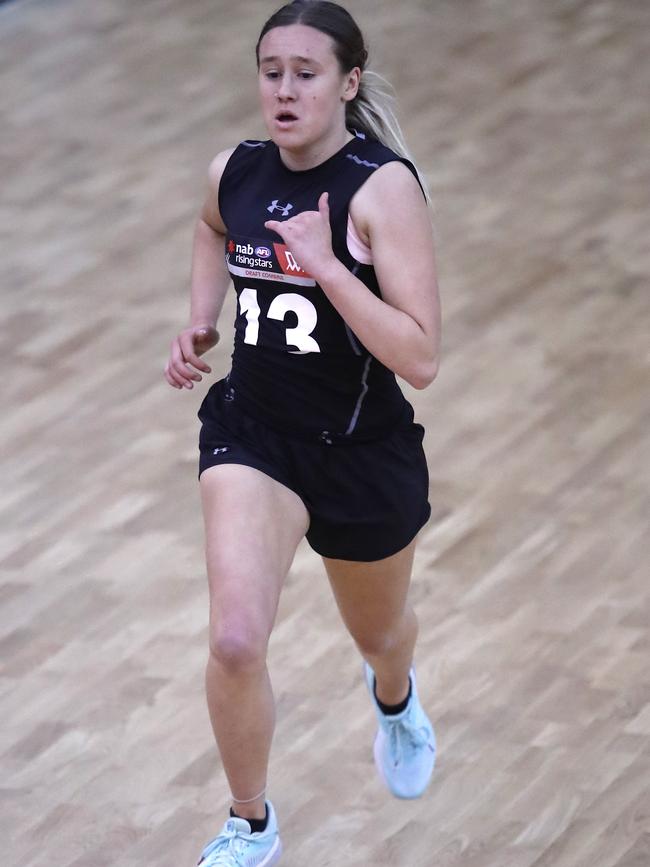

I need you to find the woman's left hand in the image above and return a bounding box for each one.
[264,191,336,280]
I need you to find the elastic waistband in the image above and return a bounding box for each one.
[204,378,412,446]
[238,405,405,446]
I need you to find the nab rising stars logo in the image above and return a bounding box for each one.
[267,199,293,218]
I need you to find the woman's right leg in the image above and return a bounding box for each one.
[200,464,309,821]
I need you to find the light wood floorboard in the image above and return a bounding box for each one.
[1,0,649,864]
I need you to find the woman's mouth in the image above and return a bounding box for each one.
[275,111,298,127]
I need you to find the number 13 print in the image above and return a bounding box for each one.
[238,287,321,354]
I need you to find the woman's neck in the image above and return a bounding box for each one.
[278,126,354,172]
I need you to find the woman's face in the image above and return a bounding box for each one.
[258,24,359,153]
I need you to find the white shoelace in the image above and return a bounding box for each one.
[199,823,249,866]
[387,718,433,767]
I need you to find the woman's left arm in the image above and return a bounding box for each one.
[265,162,441,389]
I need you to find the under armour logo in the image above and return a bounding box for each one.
[267,199,293,217]
[213,447,230,455]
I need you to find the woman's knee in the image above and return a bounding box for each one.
[208,621,270,672]
[354,630,400,658]
[205,561,280,672]
[352,608,418,658]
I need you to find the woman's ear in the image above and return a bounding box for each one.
[342,66,361,102]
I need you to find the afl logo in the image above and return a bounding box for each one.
[255,246,272,259]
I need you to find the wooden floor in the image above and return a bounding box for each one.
[2,0,649,864]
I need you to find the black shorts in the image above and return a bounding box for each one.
[198,379,431,562]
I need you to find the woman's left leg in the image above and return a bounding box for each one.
[323,538,436,799]
[322,539,418,706]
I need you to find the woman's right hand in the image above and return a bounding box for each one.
[164,324,219,390]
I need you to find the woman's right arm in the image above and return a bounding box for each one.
[164,148,234,390]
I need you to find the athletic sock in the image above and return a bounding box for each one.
[374,675,412,716]
[230,803,268,833]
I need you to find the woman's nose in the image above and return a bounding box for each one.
[277,73,296,100]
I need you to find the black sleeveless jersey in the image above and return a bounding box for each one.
[217,131,422,440]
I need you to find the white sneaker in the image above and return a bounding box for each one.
[197,801,282,866]
[364,662,436,798]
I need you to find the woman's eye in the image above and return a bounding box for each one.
[298,71,315,80]
[264,71,280,80]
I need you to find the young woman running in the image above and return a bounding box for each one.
[164,2,441,864]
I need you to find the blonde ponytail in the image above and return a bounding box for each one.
[347,70,431,205]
